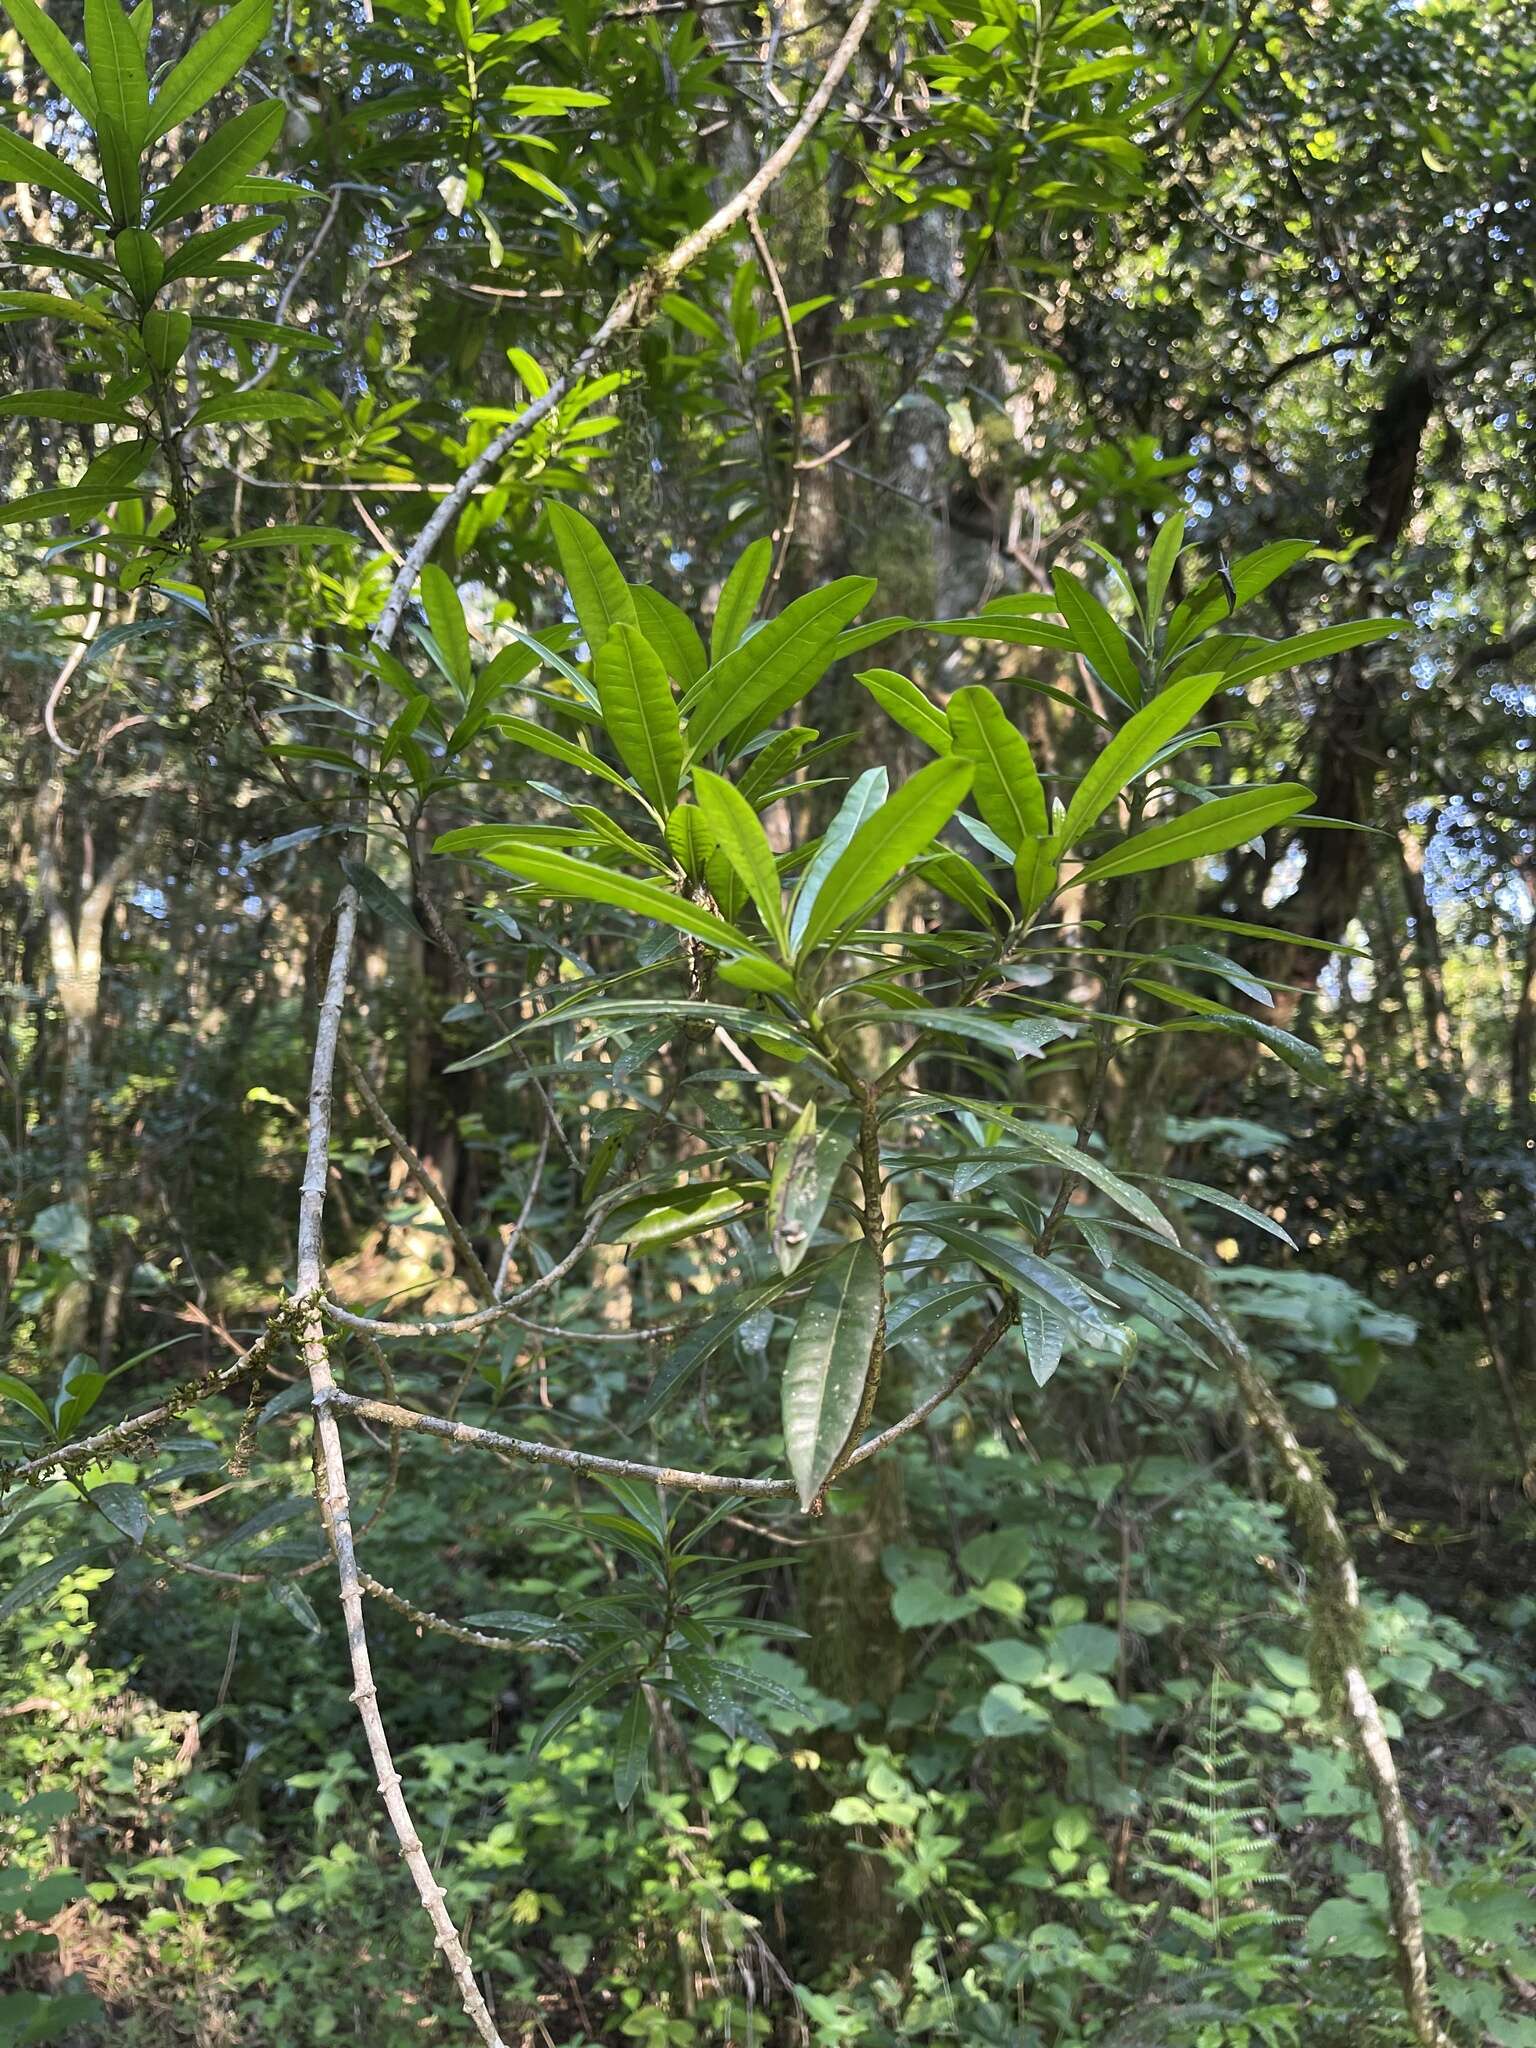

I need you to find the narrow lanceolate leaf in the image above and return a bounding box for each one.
[789,766,888,951]
[1074,784,1315,886]
[419,563,472,690]
[1158,1176,1297,1250]
[604,1180,760,1254]
[0,0,97,119]
[1052,569,1143,706]
[1131,978,1329,1083]
[692,767,785,948]
[489,716,634,793]
[855,669,951,755]
[940,1228,1134,1362]
[85,0,149,224]
[1018,1297,1066,1387]
[613,1691,650,1810]
[946,685,1047,851]
[781,1241,882,1511]
[1165,539,1313,654]
[1007,1124,1178,1243]
[438,839,771,961]
[1061,668,1230,850]
[1143,511,1185,627]
[711,536,772,663]
[1014,835,1059,920]
[768,1103,856,1275]
[796,756,972,954]
[630,584,706,689]
[682,577,876,761]
[549,502,637,656]
[0,127,107,217]
[0,390,134,424]
[1213,620,1404,691]
[150,0,273,140]
[146,98,285,227]
[596,622,683,813]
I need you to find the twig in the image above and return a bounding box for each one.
[746,205,802,601]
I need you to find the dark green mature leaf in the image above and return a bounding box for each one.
[420,563,472,691]
[1075,784,1315,884]
[85,0,149,224]
[683,577,875,760]
[797,756,972,953]
[0,1371,52,1428]
[932,1224,1134,1361]
[0,0,98,118]
[90,1482,150,1545]
[1052,568,1143,705]
[634,1269,807,1424]
[789,766,888,952]
[190,390,328,428]
[1131,978,1329,1081]
[440,838,771,960]
[768,1102,855,1275]
[692,768,785,947]
[1019,1297,1066,1386]
[160,215,277,283]
[0,126,107,217]
[613,1691,650,1809]
[946,685,1047,850]
[214,524,353,552]
[1215,620,1404,690]
[1159,1175,1297,1249]
[150,0,273,140]
[549,503,637,655]
[781,1240,882,1510]
[597,623,683,813]
[145,98,285,229]
[0,389,134,424]
[1061,668,1230,849]
[711,536,772,662]
[604,1180,760,1254]
[1008,1124,1177,1241]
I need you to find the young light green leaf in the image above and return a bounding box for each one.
[630,584,706,689]
[145,98,285,227]
[85,0,149,224]
[768,1103,856,1275]
[683,576,875,761]
[596,622,683,813]
[436,838,770,961]
[781,1241,882,1510]
[1052,568,1143,706]
[855,668,951,755]
[711,536,772,663]
[1061,668,1231,850]
[1164,539,1313,655]
[149,0,273,140]
[0,0,98,118]
[692,767,785,948]
[1074,784,1315,886]
[946,685,1047,851]
[797,756,972,954]
[788,765,887,951]
[549,502,637,656]
[1144,510,1186,626]
[1014,835,1059,920]
[0,126,108,217]
[420,563,472,692]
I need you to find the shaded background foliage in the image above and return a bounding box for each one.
[2,0,1535,2041]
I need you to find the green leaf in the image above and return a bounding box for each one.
[340,858,425,940]
[548,503,637,656]
[1214,620,1404,691]
[160,215,276,283]
[781,1241,882,1511]
[946,685,1047,851]
[789,766,887,951]
[855,668,951,755]
[90,1481,150,1545]
[0,1546,104,1623]
[0,1371,52,1428]
[0,0,98,119]
[613,1691,650,1810]
[0,287,117,330]
[934,1225,1134,1361]
[1165,539,1313,654]
[682,577,876,761]
[1148,909,1366,958]
[420,563,472,691]
[768,1102,855,1275]
[150,0,273,140]
[634,1270,805,1424]
[1131,979,1329,1082]
[595,622,683,813]
[1144,511,1185,625]
[85,0,149,224]
[692,767,785,948]
[1061,668,1231,849]
[113,224,163,300]
[140,304,190,371]
[1159,1176,1296,1250]
[604,1180,759,1254]
[0,125,108,217]
[212,524,354,552]
[1018,1297,1066,1386]
[441,839,770,960]
[1009,1125,1177,1242]
[0,389,134,424]
[711,536,772,663]
[488,715,635,795]
[0,485,129,526]
[630,584,706,690]
[1052,568,1143,706]
[189,389,327,428]
[796,756,972,954]
[145,98,285,228]
[1074,784,1315,885]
